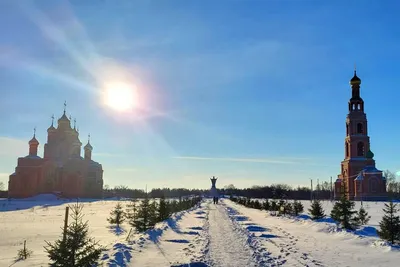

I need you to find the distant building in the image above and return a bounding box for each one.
[334,71,387,200]
[8,104,103,198]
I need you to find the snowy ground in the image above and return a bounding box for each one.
[0,197,399,266]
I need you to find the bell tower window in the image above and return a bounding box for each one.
[357,123,363,134]
[345,142,349,158]
[357,142,365,157]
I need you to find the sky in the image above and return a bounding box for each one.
[1,0,400,190]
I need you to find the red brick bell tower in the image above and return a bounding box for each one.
[334,70,387,200]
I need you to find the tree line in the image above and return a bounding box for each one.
[2,169,399,200]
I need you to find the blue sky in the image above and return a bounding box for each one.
[1,0,400,190]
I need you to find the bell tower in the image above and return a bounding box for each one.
[337,69,376,199]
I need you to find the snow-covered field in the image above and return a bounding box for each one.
[0,196,399,266]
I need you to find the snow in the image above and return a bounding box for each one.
[205,204,257,266]
[0,197,399,266]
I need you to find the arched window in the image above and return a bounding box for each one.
[346,123,349,135]
[357,142,365,157]
[357,123,363,134]
[345,142,349,157]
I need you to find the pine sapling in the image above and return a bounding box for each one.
[253,200,262,210]
[284,202,293,215]
[108,202,125,228]
[149,200,159,226]
[357,205,371,225]
[330,196,359,230]
[293,200,304,216]
[44,203,102,267]
[133,195,156,232]
[309,199,325,220]
[17,240,32,260]
[377,200,400,245]
[126,200,138,228]
[158,195,170,222]
[270,200,278,215]
[263,199,270,210]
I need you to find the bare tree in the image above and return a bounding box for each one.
[384,170,399,197]
[0,181,5,191]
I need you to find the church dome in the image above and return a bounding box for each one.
[47,125,56,132]
[84,141,93,150]
[366,149,374,159]
[350,71,361,85]
[58,113,70,122]
[29,136,39,145]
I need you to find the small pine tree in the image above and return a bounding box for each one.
[308,199,325,220]
[149,200,159,226]
[293,200,304,216]
[134,195,157,232]
[284,202,293,215]
[270,200,278,212]
[169,199,179,213]
[263,199,270,210]
[330,196,359,230]
[278,199,285,210]
[253,200,262,209]
[107,202,125,227]
[158,195,170,222]
[126,199,138,228]
[377,200,400,244]
[357,206,371,225]
[246,198,252,207]
[17,240,32,260]
[45,203,102,267]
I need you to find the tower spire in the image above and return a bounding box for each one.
[51,114,54,127]
[63,101,67,115]
[33,127,36,138]
[84,133,93,160]
[73,118,77,130]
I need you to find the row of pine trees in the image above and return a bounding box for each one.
[19,195,201,267]
[230,196,305,216]
[231,195,400,245]
[107,195,202,232]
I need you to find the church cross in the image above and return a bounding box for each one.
[63,101,67,114]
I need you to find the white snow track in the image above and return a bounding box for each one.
[205,202,258,267]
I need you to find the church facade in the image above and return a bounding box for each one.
[334,71,387,200]
[8,105,104,198]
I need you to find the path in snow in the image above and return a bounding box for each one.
[205,202,258,267]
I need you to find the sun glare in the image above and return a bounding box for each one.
[103,82,138,112]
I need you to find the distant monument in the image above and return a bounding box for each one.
[210,176,219,204]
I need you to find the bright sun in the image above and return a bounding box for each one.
[103,82,138,112]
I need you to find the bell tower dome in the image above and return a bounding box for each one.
[84,134,93,161]
[57,101,71,130]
